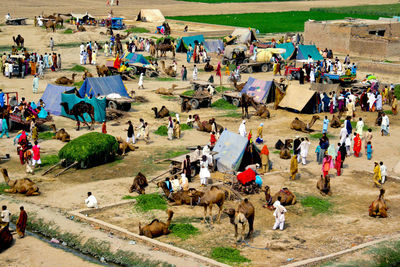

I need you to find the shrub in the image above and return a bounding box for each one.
[63,29,73,34]
[133,193,167,212]
[211,247,251,264]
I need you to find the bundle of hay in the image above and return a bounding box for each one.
[58,132,118,168]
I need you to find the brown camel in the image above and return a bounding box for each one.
[77,25,86,32]
[50,124,70,142]
[13,35,24,48]
[45,20,56,32]
[156,43,175,58]
[290,115,320,133]
[151,106,169,118]
[330,114,342,128]
[263,185,274,209]
[160,61,176,77]
[60,102,95,131]
[116,137,138,155]
[181,98,191,113]
[193,115,223,133]
[157,181,204,206]
[149,43,156,58]
[55,14,63,27]
[271,188,296,206]
[233,79,246,92]
[204,62,214,72]
[129,172,148,195]
[114,33,131,55]
[155,84,178,96]
[317,174,332,196]
[240,93,252,119]
[224,199,255,241]
[369,189,388,218]
[192,186,225,224]
[278,139,292,160]
[1,168,40,196]
[0,225,13,250]
[96,65,109,77]
[249,97,270,119]
[55,73,76,85]
[139,209,174,238]
[82,70,93,80]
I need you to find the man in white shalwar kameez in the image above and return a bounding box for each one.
[299,137,311,165]
[238,120,246,137]
[192,65,198,80]
[272,197,287,231]
[339,126,347,145]
[356,118,364,138]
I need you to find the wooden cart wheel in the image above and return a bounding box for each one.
[261,64,269,72]
[232,98,240,107]
[222,95,228,101]
[286,75,292,81]
[145,69,152,78]
[190,165,197,177]
[108,100,118,109]
[247,66,253,73]
[190,99,199,109]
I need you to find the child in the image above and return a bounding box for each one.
[366,141,373,160]
[315,144,321,163]
[32,141,41,168]
[210,131,216,148]
[186,115,194,127]
[102,120,107,134]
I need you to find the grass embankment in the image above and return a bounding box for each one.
[154,124,192,136]
[54,42,81,48]
[311,4,400,17]
[62,28,73,34]
[300,196,332,216]
[211,247,251,264]
[167,11,381,33]
[0,183,10,194]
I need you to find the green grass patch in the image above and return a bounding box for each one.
[133,193,167,212]
[309,133,334,139]
[55,42,81,48]
[161,95,178,100]
[366,240,400,267]
[163,149,188,159]
[0,183,10,194]
[167,11,381,33]
[394,85,400,100]
[169,223,199,240]
[62,28,73,34]
[311,4,400,17]
[122,195,135,200]
[181,90,195,96]
[156,77,178,82]
[215,86,233,93]
[300,196,332,216]
[384,110,393,115]
[154,123,192,136]
[39,131,55,140]
[69,65,87,72]
[211,247,251,264]
[221,111,242,118]
[41,155,60,168]
[211,99,237,110]
[126,27,150,33]
[74,80,84,88]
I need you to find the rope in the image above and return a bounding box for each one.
[240,240,270,250]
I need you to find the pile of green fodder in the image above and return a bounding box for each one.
[58,132,118,168]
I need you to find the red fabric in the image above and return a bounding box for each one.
[102,122,107,134]
[353,134,361,157]
[19,131,27,143]
[210,134,216,146]
[113,54,121,69]
[323,170,328,178]
[216,63,221,77]
[261,145,269,155]
[335,153,341,176]
[32,145,40,160]
[237,168,256,185]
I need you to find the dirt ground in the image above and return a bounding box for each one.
[0,11,400,267]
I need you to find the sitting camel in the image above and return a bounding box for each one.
[191,186,225,224]
[263,185,274,209]
[55,73,76,85]
[50,124,70,142]
[1,168,39,196]
[129,172,148,195]
[181,98,191,113]
[369,189,388,218]
[276,139,292,160]
[224,199,255,242]
[317,174,332,196]
[96,65,109,77]
[204,62,214,72]
[249,98,270,119]
[155,84,178,96]
[193,115,223,133]
[160,61,176,77]
[271,187,296,206]
[82,70,93,80]
[139,209,174,238]
[330,114,342,128]
[116,137,138,155]
[152,106,170,119]
[290,115,320,133]
[157,181,204,206]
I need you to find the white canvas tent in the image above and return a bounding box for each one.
[136,9,165,22]
[231,28,257,44]
[278,83,317,113]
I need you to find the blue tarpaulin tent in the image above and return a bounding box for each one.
[79,76,129,98]
[123,53,150,65]
[241,77,274,104]
[296,45,323,61]
[176,35,206,52]
[276,42,295,60]
[39,84,76,116]
[204,39,224,53]
[61,93,106,122]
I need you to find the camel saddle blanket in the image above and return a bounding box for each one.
[237,168,256,185]
[280,188,292,196]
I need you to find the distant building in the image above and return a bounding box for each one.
[304,18,400,60]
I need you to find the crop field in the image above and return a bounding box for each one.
[311,4,400,17]
[167,11,381,33]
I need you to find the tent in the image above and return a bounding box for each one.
[231,28,257,44]
[176,35,206,53]
[204,39,224,53]
[276,42,296,60]
[213,130,260,172]
[39,84,76,116]
[61,92,106,123]
[278,83,317,113]
[310,83,340,94]
[79,76,129,98]
[241,77,275,104]
[123,53,150,65]
[136,9,165,22]
[296,45,323,61]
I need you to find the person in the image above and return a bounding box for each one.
[136,118,145,141]
[392,96,398,115]
[366,141,373,160]
[210,131,216,147]
[256,123,263,144]
[32,74,39,94]
[180,173,189,191]
[381,113,389,136]
[260,145,269,173]
[334,147,342,176]
[144,122,150,144]
[353,133,362,157]
[290,155,298,180]
[138,72,144,89]
[315,144,321,163]
[380,161,387,184]
[50,37,54,51]
[32,124,38,142]
[192,65,198,80]
[338,142,347,168]
[299,68,304,84]
[173,120,181,139]
[318,136,329,164]
[85,192,98,208]
[0,89,4,108]
[16,206,27,238]
[272,197,287,231]
[373,162,382,187]
[293,136,301,162]
[344,116,352,135]
[0,116,9,138]
[356,118,364,138]
[322,116,329,134]
[299,137,311,165]
[238,120,246,137]
[181,155,192,182]
[167,117,174,140]
[57,54,62,69]
[102,120,107,134]
[1,205,11,228]
[182,66,187,81]
[199,155,210,186]
[171,175,180,192]
[186,115,194,127]
[345,134,352,156]
[339,126,347,145]
[32,141,41,167]
[126,120,134,144]
[365,128,373,149]
[376,93,382,111]
[322,154,333,177]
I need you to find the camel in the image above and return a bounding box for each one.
[60,102,95,130]
[181,98,191,113]
[263,185,274,209]
[330,114,342,128]
[155,84,178,96]
[224,199,255,242]
[55,14,63,27]
[116,137,138,155]
[139,209,174,238]
[193,115,223,133]
[55,73,76,85]
[160,61,176,77]
[45,20,56,32]
[204,62,214,72]
[271,188,296,206]
[290,115,320,133]
[249,97,270,119]
[129,172,148,195]
[156,43,175,58]
[157,181,204,206]
[152,106,169,118]
[82,70,93,80]
[149,43,156,58]
[1,168,40,196]
[240,93,252,119]
[114,33,131,55]
[96,65,109,77]
[317,175,332,196]
[13,35,24,48]
[369,189,388,218]
[192,186,225,224]
[50,124,70,142]
[77,25,86,32]
[275,139,292,159]
[233,78,246,92]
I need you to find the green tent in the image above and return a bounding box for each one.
[61,91,106,123]
[176,35,206,53]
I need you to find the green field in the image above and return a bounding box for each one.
[167,11,381,33]
[311,4,400,17]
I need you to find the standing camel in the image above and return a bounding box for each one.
[191,186,225,224]
[156,43,175,58]
[45,21,56,32]
[240,93,252,119]
[60,102,95,130]
[13,35,24,48]
[224,199,255,241]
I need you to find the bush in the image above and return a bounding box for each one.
[211,99,237,110]
[134,193,167,212]
[211,247,251,264]
[169,223,199,240]
[300,196,332,216]
[69,65,87,72]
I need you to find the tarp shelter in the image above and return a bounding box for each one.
[79,76,129,98]
[310,83,340,94]
[123,53,150,65]
[278,83,317,113]
[136,9,165,22]
[39,84,76,116]
[276,42,296,60]
[212,130,260,172]
[204,39,224,53]
[231,28,257,44]
[296,45,323,61]
[61,91,106,122]
[70,12,95,24]
[176,35,206,53]
[241,77,275,104]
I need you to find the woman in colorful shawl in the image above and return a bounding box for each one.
[322,155,334,178]
[392,96,398,115]
[335,151,342,176]
[260,145,269,173]
[290,155,298,180]
[353,134,362,157]
[16,206,27,238]
[373,162,382,187]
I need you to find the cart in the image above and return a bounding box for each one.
[222,45,248,66]
[6,18,27,25]
[106,96,134,111]
[222,91,241,106]
[320,72,356,84]
[8,113,52,131]
[165,150,218,177]
[239,62,272,73]
[191,80,213,91]
[128,63,158,78]
[179,93,212,109]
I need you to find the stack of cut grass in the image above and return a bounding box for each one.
[133,193,167,212]
[69,65,87,72]
[169,223,199,240]
[211,99,237,110]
